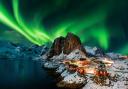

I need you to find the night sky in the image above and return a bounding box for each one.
[0,0,128,54]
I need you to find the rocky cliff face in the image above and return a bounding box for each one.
[47,33,86,58]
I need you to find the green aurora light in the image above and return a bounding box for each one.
[0,0,128,54]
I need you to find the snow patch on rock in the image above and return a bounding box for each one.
[63,72,86,84]
[56,64,66,74]
[85,46,95,55]
[66,49,86,60]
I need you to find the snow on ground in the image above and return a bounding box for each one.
[83,59,128,89]
[56,64,66,74]
[61,70,71,78]
[44,61,59,69]
[85,46,95,55]
[106,53,121,59]
[63,72,86,84]
[83,79,128,89]
[66,49,87,60]
[111,60,128,71]
[51,52,67,61]
[42,47,128,89]
[43,50,86,69]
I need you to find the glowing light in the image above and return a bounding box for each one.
[12,0,52,44]
[62,57,114,75]
[0,0,52,45]
[86,68,95,74]
[0,5,39,44]
[1,0,110,50]
[102,58,114,67]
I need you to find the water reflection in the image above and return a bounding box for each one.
[0,59,58,89]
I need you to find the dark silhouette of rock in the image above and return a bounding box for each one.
[47,33,86,58]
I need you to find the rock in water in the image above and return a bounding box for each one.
[47,33,86,58]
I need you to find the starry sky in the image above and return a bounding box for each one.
[0,0,128,54]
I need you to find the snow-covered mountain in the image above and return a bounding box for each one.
[41,33,128,89]
[0,41,48,59]
[42,48,128,89]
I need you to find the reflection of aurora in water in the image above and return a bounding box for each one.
[0,0,128,54]
[0,59,58,89]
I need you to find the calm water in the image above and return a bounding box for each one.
[0,59,59,89]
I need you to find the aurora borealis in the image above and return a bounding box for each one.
[0,0,128,54]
